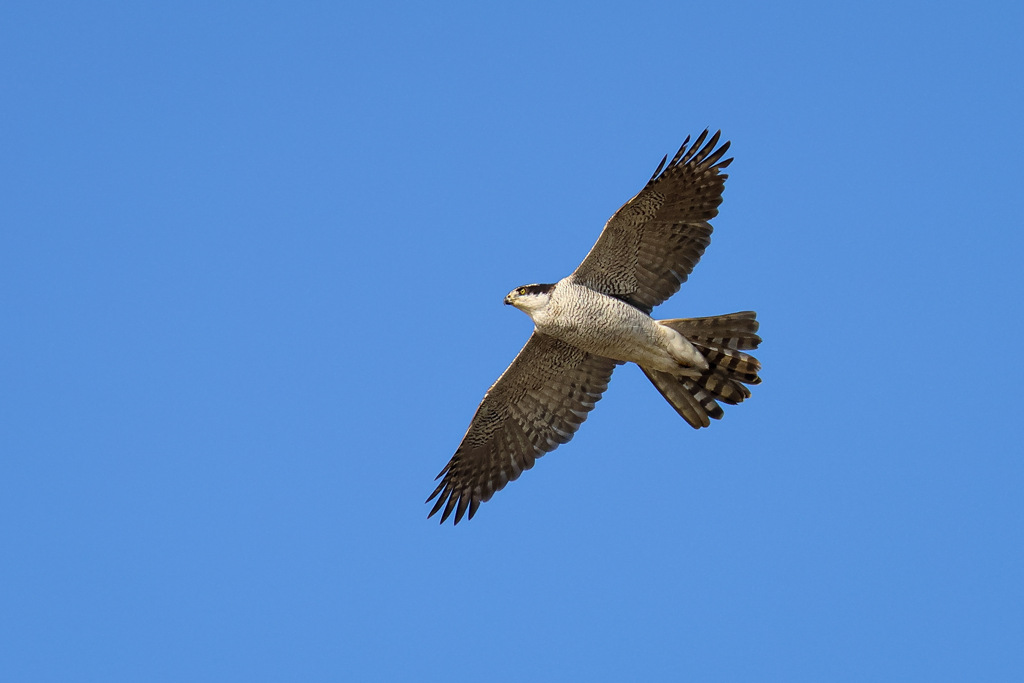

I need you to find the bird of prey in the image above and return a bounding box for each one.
[427,130,761,524]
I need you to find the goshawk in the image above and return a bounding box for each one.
[428,130,761,524]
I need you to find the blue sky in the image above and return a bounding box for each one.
[2,1,1022,680]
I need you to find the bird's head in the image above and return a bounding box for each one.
[504,283,554,317]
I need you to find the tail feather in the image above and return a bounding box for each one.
[660,311,761,350]
[642,368,721,428]
[643,312,761,429]
[693,344,761,384]
[695,368,752,405]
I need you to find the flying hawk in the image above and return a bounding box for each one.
[428,130,761,524]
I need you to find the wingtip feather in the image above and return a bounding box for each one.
[648,154,668,183]
[428,492,447,518]
[454,495,469,524]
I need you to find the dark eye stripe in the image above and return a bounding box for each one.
[517,283,554,296]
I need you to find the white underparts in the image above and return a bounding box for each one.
[514,278,711,377]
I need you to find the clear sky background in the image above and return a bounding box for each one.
[2,2,1022,681]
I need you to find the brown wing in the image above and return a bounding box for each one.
[427,333,619,524]
[570,130,732,314]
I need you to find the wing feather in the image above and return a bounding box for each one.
[570,130,732,313]
[427,333,619,524]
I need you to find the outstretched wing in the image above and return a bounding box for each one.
[428,333,619,524]
[570,130,732,314]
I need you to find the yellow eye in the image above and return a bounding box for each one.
[518,287,527,296]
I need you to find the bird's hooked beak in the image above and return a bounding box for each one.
[504,293,514,306]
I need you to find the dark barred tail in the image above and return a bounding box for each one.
[661,311,761,350]
[643,312,762,429]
